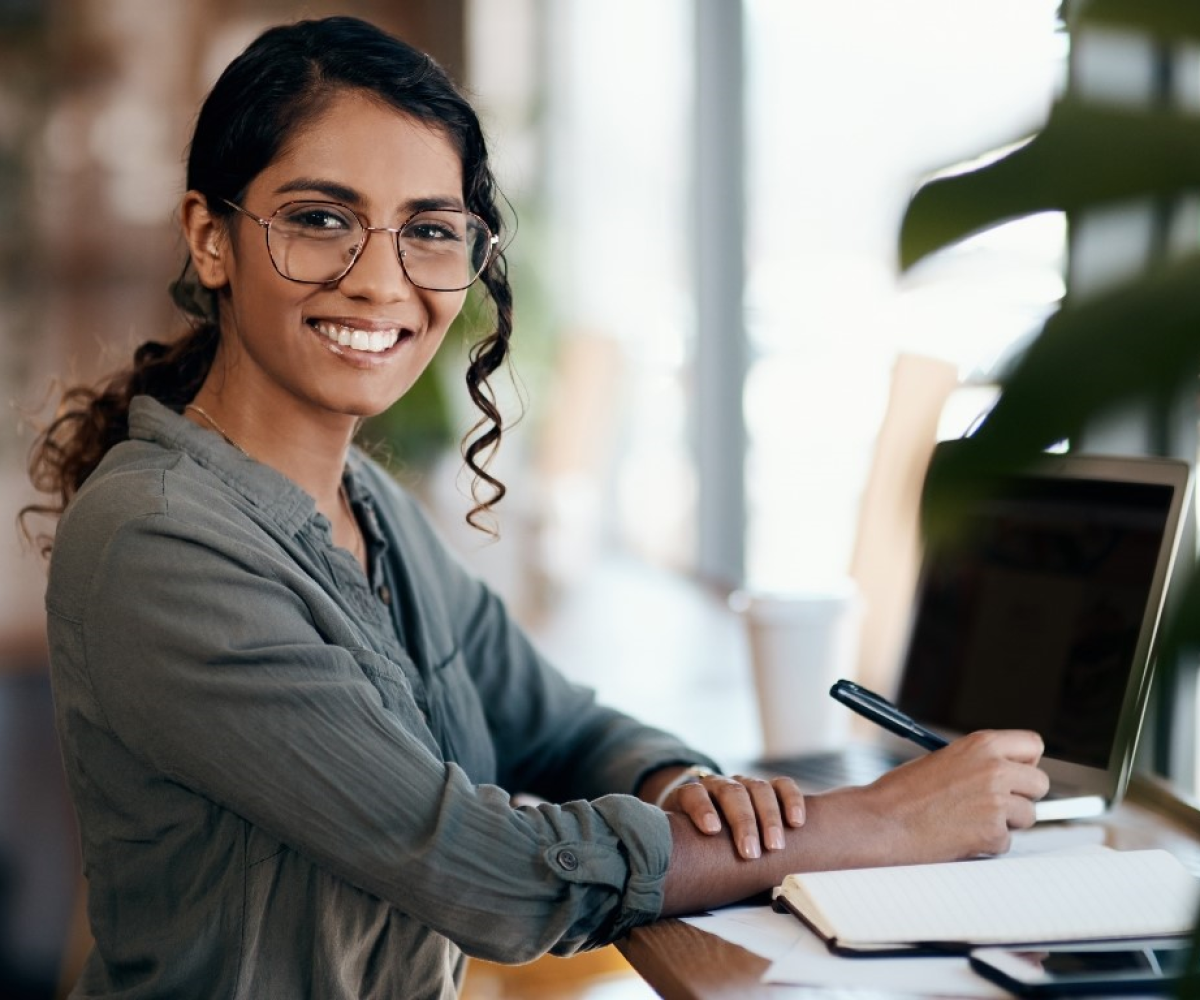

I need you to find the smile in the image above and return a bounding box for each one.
[309,320,402,354]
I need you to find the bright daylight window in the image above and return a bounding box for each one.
[535,2,1067,594]
[742,0,1068,591]
[537,0,696,574]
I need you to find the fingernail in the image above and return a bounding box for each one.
[766,828,785,851]
[701,814,720,833]
[788,806,806,826]
[740,837,761,859]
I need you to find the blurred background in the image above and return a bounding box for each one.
[0,0,1125,996]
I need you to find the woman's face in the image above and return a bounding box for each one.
[205,89,470,424]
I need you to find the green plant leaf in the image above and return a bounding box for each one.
[1077,0,1200,42]
[900,99,1200,270]
[983,253,1200,445]
[920,254,1200,533]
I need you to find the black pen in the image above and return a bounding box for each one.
[829,679,949,752]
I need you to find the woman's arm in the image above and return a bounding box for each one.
[54,484,672,960]
[369,467,725,802]
[659,728,1049,915]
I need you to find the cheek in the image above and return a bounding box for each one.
[428,290,469,339]
[433,290,467,328]
[227,254,312,320]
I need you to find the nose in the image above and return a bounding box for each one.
[336,227,413,301]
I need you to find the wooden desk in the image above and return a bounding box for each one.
[521,558,1200,996]
[616,777,1200,1000]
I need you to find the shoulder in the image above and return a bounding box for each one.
[55,442,178,551]
[58,438,245,544]
[48,442,263,613]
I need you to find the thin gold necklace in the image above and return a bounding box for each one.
[185,403,250,458]
[184,402,365,564]
[338,481,365,564]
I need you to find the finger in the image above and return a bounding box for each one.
[674,781,722,834]
[984,729,1045,765]
[1008,761,1051,802]
[772,777,806,827]
[1006,791,1038,831]
[736,775,786,851]
[708,778,762,859]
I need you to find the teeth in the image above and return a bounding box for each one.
[312,320,400,354]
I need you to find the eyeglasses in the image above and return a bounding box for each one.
[221,198,498,291]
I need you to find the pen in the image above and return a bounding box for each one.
[829,679,950,752]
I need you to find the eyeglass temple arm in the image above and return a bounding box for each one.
[220,197,270,228]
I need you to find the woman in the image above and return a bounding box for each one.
[26,16,1049,999]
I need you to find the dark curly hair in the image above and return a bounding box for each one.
[21,15,513,554]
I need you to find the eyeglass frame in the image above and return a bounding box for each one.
[219,197,499,292]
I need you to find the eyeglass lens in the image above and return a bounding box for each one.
[265,202,491,290]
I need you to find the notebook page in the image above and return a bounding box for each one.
[785,849,1198,947]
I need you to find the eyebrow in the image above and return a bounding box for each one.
[272,178,465,214]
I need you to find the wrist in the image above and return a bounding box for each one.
[650,764,716,809]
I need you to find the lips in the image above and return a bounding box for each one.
[309,319,405,354]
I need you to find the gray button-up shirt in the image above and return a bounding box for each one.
[46,396,716,999]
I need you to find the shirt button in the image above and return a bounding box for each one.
[377,584,392,606]
[556,849,579,872]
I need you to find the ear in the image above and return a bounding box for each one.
[180,191,230,290]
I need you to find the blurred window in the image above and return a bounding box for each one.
[539,2,1067,589]
[742,0,1067,589]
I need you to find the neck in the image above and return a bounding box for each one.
[185,390,356,508]
[185,391,365,569]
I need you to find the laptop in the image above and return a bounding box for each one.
[760,445,1193,822]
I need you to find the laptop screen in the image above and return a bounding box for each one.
[895,474,1176,770]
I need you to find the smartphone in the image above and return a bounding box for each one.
[968,939,1192,996]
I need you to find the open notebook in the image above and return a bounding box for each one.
[772,848,1199,956]
[762,446,1193,822]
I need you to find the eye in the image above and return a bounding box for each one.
[402,212,466,244]
[273,202,358,238]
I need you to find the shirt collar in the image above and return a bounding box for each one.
[128,395,325,537]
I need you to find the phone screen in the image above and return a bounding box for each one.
[1037,945,1183,976]
[970,941,1192,995]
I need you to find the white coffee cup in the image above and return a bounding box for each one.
[730,585,861,759]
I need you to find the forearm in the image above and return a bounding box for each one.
[659,730,1050,916]
[659,788,886,916]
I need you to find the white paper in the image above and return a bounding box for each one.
[681,904,805,962]
[762,923,1010,998]
[1007,823,1107,855]
[683,905,1008,996]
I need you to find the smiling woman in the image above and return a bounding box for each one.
[177,89,478,551]
[20,14,1052,1000]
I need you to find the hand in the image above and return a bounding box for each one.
[861,728,1050,862]
[664,772,806,860]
